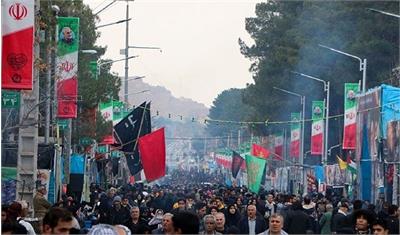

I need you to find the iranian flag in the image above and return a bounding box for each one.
[343,83,359,149]
[99,101,113,122]
[56,17,79,118]
[311,101,324,155]
[290,113,300,158]
[2,0,34,90]
[99,100,126,125]
[274,131,284,159]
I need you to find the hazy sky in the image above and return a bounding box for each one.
[85,0,259,107]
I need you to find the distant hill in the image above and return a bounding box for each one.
[120,77,209,119]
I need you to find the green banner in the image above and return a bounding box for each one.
[57,17,80,56]
[2,90,20,108]
[291,112,301,130]
[245,154,266,193]
[344,83,359,110]
[89,61,98,80]
[312,101,325,120]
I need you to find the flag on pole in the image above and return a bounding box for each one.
[290,113,301,158]
[343,83,359,149]
[56,17,80,118]
[113,102,151,175]
[336,155,348,170]
[346,156,357,175]
[274,131,284,159]
[138,128,166,182]
[245,154,267,193]
[2,0,34,90]
[231,151,244,179]
[251,144,269,159]
[311,101,324,155]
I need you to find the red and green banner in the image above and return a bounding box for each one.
[274,131,284,159]
[245,154,266,193]
[2,0,34,90]
[290,113,300,158]
[343,83,359,149]
[56,17,79,118]
[311,101,325,155]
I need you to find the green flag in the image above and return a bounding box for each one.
[245,154,267,193]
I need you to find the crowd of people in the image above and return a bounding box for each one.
[1,170,399,234]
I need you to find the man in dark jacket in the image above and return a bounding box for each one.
[283,201,312,234]
[331,199,353,234]
[109,196,130,225]
[387,204,399,235]
[238,204,267,234]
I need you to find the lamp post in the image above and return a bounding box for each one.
[95,18,131,29]
[319,44,367,93]
[123,0,161,104]
[273,87,306,166]
[125,89,150,96]
[291,71,330,167]
[366,8,400,18]
[273,86,306,194]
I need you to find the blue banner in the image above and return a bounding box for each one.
[361,123,372,201]
[70,154,85,174]
[381,84,400,138]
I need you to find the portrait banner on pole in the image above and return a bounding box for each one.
[56,17,79,118]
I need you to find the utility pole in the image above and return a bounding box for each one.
[16,0,40,207]
[124,0,129,103]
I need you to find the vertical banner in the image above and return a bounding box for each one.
[343,83,359,149]
[274,131,284,159]
[56,17,79,118]
[290,113,300,158]
[311,101,325,155]
[2,0,34,90]
[245,154,267,193]
[356,88,380,202]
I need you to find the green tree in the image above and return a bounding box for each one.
[206,88,254,146]
[240,1,399,161]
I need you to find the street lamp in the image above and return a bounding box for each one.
[367,8,400,18]
[318,44,367,93]
[95,18,132,29]
[123,0,162,104]
[81,50,97,55]
[273,87,306,167]
[291,71,330,167]
[97,55,138,75]
[125,89,150,96]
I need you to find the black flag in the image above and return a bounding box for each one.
[113,102,151,175]
[231,150,244,179]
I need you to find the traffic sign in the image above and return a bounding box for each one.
[2,90,20,108]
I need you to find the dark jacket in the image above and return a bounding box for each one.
[284,209,312,234]
[109,206,130,225]
[387,215,399,235]
[238,216,267,234]
[331,211,352,234]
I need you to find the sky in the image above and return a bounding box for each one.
[85,0,259,107]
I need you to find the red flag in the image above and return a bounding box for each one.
[138,128,166,182]
[251,144,269,159]
[2,0,35,90]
